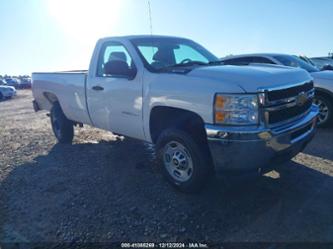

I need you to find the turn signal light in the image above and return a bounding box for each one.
[215,111,225,122]
[215,95,225,109]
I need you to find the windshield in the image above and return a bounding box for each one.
[131,37,219,71]
[273,55,319,73]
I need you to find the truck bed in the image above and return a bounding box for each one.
[33,70,88,74]
[32,71,92,126]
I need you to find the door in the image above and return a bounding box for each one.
[86,41,145,140]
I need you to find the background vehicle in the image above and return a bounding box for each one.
[222,53,333,127]
[18,77,32,89]
[4,78,19,89]
[0,85,16,100]
[0,79,7,85]
[310,57,333,71]
[32,36,318,192]
[299,55,318,68]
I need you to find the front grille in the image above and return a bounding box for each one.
[267,82,313,101]
[263,81,314,126]
[268,99,312,124]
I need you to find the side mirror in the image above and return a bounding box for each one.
[103,60,136,79]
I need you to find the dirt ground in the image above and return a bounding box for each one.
[0,90,333,247]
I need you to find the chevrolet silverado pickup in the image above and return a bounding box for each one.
[32,35,319,192]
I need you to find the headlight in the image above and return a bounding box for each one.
[214,94,259,125]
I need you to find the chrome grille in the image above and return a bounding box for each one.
[261,81,314,126]
[268,99,312,124]
[267,82,313,101]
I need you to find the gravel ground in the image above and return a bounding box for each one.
[0,90,333,247]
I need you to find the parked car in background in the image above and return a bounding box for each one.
[222,53,333,127]
[310,57,333,71]
[18,77,32,89]
[4,78,19,89]
[0,85,16,100]
[32,35,318,192]
[0,79,7,85]
[299,55,318,68]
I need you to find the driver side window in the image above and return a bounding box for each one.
[97,42,135,77]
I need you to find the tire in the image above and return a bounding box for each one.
[314,94,333,128]
[50,103,74,143]
[0,92,3,101]
[156,129,214,193]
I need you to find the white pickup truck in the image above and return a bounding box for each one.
[32,35,319,192]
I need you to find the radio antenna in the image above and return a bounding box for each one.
[147,0,153,35]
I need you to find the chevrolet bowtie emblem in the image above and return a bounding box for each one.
[296,91,307,106]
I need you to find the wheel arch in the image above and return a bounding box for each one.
[149,106,207,144]
[43,92,60,105]
[315,87,333,101]
[43,92,71,120]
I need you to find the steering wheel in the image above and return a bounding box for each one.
[180,58,192,64]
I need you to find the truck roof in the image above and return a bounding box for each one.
[98,34,190,42]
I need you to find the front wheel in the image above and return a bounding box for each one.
[50,103,74,143]
[314,95,333,127]
[156,129,213,193]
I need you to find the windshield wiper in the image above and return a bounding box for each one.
[207,60,225,65]
[157,61,208,72]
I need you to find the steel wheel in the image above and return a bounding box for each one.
[314,98,329,125]
[157,129,214,192]
[163,141,194,182]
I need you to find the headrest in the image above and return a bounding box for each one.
[104,60,129,75]
[108,52,127,62]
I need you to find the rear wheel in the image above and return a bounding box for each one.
[50,103,74,143]
[314,94,333,127]
[156,129,213,193]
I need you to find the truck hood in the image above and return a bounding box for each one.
[188,64,312,92]
[311,70,333,81]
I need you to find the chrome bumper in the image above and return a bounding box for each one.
[205,105,319,173]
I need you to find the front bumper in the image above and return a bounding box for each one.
[205,105,319,173]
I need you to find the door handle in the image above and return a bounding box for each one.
[92,85,104,91]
